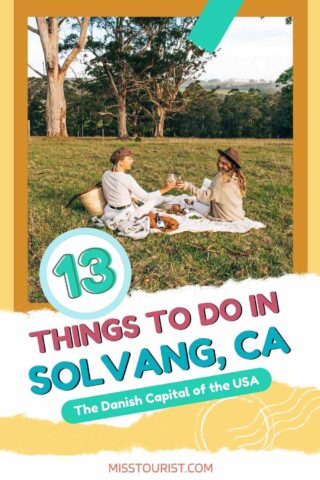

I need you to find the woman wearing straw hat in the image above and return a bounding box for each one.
[102,147,175,220]
[176,147,246,221]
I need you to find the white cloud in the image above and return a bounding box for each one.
[201,17,293,81]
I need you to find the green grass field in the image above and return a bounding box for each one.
[28,137,293,303]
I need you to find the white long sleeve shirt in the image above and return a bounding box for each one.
[102,170,160,207]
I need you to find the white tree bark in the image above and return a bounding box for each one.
[154,106,166,137]
[117,94,128,139]
[29,17,89,137]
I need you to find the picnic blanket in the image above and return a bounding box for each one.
[92,209,151,240]
[155,195,266,235]
[92,194,265,239]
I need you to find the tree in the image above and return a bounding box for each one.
[28,77,47,135]
[73,17,149,139]
[276,66,293,86]
[28,17,89,137]
[168,81,222,137]
[63,78,117,137]
[219,89,246,137]
[132,18,213,137]
[254,90,277,138]
[272,67,293,137]
[240,89,264,137]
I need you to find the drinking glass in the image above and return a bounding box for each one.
[167,172,177,184]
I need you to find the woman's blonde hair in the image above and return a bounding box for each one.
[221,158,247,197]
[235,168,246,197]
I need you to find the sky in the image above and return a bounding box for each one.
[28,17,293,82]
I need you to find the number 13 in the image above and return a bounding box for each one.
[53,248,116,299]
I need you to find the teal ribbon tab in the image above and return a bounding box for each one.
[62,368,271,424]
[189,0,244,52]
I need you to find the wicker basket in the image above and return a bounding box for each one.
[79,184,106,217]
[66,182,107,217]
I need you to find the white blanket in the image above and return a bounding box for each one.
[92,211,151,240]
[92,194,265,239]
[154,195,265,235]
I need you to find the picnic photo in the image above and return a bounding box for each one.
[28,16,293,302]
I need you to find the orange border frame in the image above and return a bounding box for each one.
[14,0,307,312]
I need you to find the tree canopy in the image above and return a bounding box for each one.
[28,17,293,139]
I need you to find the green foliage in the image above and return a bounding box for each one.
[271,88,293,138]
[30,17,293,138]
[219,88,287,138]
[276,66,293,86]
[28,78,46,136]
[131,18,213,134]
[167,82,222,137]
[273,67,293,138]
[62,17,214,136]
[29,78,293,138]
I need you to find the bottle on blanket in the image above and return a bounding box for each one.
[155,213,165,229]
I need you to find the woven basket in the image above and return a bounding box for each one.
[79,184,106,217]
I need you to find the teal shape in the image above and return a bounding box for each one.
[189,0,245,52]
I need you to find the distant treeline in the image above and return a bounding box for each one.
[28,76,292,139]
[182,79,278,94]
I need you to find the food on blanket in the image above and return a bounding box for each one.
[155,200,171,209]
[171,203,180,212]
[167,203,186,215]
[148,212,179,232]
[148,212,157,228]
[162,216,179,232]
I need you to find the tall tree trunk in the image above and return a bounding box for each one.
[30,17,89,138]
[118,94,128,139]
[46,73,68,137]
[154,106,166,137]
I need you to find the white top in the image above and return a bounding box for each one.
[102,170,161,207]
